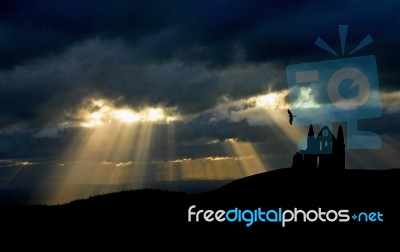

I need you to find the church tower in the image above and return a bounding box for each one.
[334,125,345,171]
[292,124,345,172]
[304,125,318,171]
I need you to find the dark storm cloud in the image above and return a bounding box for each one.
[0,0,400,133]
[0,0,175,67]
[2,0,399,66]
[0,37,285,129]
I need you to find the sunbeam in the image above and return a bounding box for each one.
[44,99,178,204]
[223,138,267,176]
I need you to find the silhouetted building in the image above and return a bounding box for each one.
[292,125,345,171]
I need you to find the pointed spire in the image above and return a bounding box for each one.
[308,124,314,137]
[307,125,316,152]
[337,125,344,144]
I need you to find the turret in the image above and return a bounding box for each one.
[336,125,345,170]
[306,125,317,153]
[337,125,344,145]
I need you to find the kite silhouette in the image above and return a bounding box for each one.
[287,109,297,125]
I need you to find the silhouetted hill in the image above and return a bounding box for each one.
[1,168,399,244]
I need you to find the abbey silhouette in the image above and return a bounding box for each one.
[292,125,345,171]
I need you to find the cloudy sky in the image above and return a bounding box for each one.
[0,0,400,204]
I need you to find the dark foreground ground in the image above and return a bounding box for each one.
[1,168,399,246]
